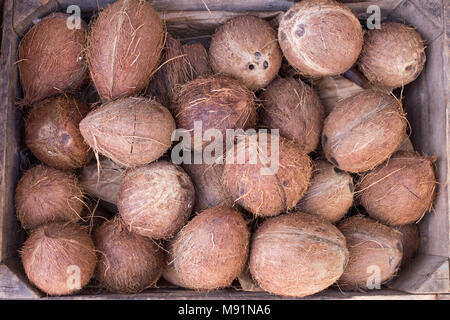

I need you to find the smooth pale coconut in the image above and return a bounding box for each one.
[87,0,163,101]
[358,151,436,226]
[25,95,92,170]
[278,0,363,78]
[93,216,165,293]
[296,160,353,224]
[395,224,420,268]
[79,97,175,168]
[117,161,195,239]
[249,212,348,297]
[15,165,84,230]
[337,215,403,290]
[222,132,312,217]
[260,77,324,153]
[359,22,426,89]
[209,15,282,90]
[168,206,249,290]
[322,90,407,173]
[20,222,96,296]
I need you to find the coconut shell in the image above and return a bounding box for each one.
[249,212,348,297]
[25,95,92,170]
[222,132,312,217]
[395,224,420,268]
[260,77,324,154]
[278,0,363,78]
[117,161,195,239]
[358,151,436,226]
[171,75,257,152]
[17,13,88,105]
[183,42,212,79]
[15,165,84,230]
[79,97,175,168]
[359,22,426,89]
[337,215,403,290]
[87,0,163,101]
[209,15,282,90]
[296,160,353,224]
[20,222,96,296]
[322,90,407,173]
[168,206,249,290]
[93,216,165,293]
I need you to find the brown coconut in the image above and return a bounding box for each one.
[359,22,426,89]
[87,0,164,101]
[278,0,363,78]
[18,13,88,105]
[249,212,348,297]
[322,90,407,173]
[260,77,324,153]
[20,222,96,296]
[171,75,257,152]
[25,95,92,170]
[209,15,282,90]
[222,132,312,217]
[15,165,84,230]
[79,97,175,168]
[93,216,165,293]
[337,215,403,290]
[395,224,420,268]
[168,206,249,290]
[358,151,436,226]
[296,160,353,224]
[117,161,195,239]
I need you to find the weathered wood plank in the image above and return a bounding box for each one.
[0,258,40,298]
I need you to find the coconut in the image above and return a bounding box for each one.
[183,42,212,79]
[222,132,312,217]
[260,77,324,153]
[20,222,96,296]
[117,161,195,239]
[278,0,363,78]
[249,212,348,297]
[358,151,436,226]
[296,160,353,224]
[171,75,257,152]
[209,15,282,90]
[337,215,403,290]
[168,206,249,290]
[395,224,420,268]
[17,13,87,105]
[322,90,407,173]
[359,22,426,89]
[79,97,175,168]
[15,165,84,230]
[87,0,163,101]
[25,95,92,170]
[93,216,165,293]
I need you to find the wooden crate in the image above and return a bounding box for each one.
[0,0,448,299]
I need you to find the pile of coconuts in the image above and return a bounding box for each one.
[14,0,435,297]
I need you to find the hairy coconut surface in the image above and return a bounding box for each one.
[322,90,407,173]
[358,151,436,226]
[118,161,195,239]
[278,0,363,78]
[209,15,282,90]
[25,95,92,170]
[93,216,165,293]
[79,97,175,168]
[171,75,257,152]
[395,224,420,269]
[183,42,212,78]
[87,0,163,101]
[20,222,96,296]
[249,212,348,297]
[222,132,312,217]
[260,77,324,153]
[18,13,87,105]
[296,160,353,224]
[337,215,403,290]
[15,165,84,230]
[168,206,249,290]
[359,22,426,89]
